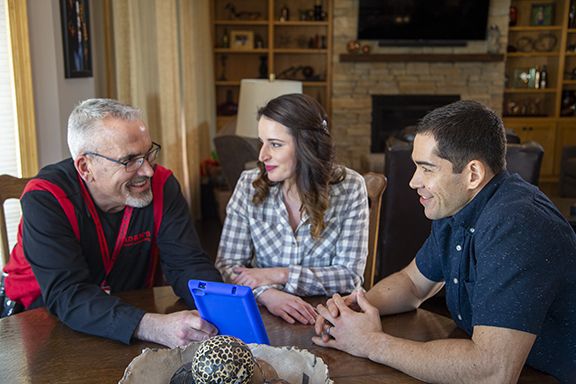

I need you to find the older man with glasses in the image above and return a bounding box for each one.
[1,98,222,347]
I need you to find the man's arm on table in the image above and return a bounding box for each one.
[366,259,444,315]
[134,176,222,347]
[134,311,217,348]
[313,260,536,383]
[317,259,443,318]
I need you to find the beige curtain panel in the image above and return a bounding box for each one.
[104,0,216,218]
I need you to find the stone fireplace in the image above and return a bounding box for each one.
[330,0,510,171]
[370,95,460,153]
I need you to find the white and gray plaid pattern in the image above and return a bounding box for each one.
[216,167,369,297]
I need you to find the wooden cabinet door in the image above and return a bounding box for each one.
[505,120,557,176]
[556,120,576,174]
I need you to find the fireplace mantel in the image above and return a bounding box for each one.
[339,53,504,63]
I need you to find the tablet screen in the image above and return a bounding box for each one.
[188,280,270,344]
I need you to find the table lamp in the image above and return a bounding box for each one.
[235,77,302,137]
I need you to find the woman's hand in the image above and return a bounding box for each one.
[232,266,288,288]
[258,289,317,325]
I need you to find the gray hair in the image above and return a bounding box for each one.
[67,98,142,158]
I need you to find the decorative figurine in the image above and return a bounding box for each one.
[280,5,290,22]
[509,6,518,26]
[487,25,501,54]
[346,40,362,54]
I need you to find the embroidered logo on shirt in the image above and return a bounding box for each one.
[124,231,152,246]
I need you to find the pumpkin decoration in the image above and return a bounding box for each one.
[346,40,362,54]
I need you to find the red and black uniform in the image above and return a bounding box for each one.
[2,159,221,343]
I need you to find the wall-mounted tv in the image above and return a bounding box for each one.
[357,0,490,46]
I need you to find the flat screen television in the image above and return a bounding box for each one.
[357,0,490,46]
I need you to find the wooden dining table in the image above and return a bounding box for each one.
[0,286,557,383]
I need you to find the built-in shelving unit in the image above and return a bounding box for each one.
[504,0,576,182]
[210,0,332,132]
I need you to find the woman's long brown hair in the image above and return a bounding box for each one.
[252,94,345,239]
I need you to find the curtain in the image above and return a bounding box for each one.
[102,0,215,217]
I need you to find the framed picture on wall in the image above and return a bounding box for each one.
[60,0,92,78]
[530,3,555,26]
[230,30,254,50]
[512,68,536,88]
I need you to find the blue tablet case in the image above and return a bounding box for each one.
[188,280,270,344]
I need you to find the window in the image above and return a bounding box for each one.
[0,0,20,266]
[0,0,37,267]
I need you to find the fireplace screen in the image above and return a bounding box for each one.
[371,95,460,153]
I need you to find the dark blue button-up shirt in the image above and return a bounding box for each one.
[416,171,576,383]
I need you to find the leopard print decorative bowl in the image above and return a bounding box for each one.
[191,335,255,384]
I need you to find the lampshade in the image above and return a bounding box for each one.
[235,78,302,137]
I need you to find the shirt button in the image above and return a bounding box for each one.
[456,245,462,251]
[469,228,475,233]
[457,314,462,321]
[453,278,459,284]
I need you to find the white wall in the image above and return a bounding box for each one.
[27,0,97,167]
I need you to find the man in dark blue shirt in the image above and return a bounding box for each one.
[313,100,576,383]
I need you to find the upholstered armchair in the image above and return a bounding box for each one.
[377,138,431,280]
[212,134,261,224]
[213,135,261,190]
[560,146,576,197]
[505,142,544,186]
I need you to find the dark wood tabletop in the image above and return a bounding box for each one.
[0,286,557,383]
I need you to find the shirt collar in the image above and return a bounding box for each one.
[269,182,311,223]
[449,170,510,229]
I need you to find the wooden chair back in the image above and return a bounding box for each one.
[0,174,30,266]
[362,172,387,290]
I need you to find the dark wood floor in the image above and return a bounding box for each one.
[194,217,451,318]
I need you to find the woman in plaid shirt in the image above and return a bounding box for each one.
[216,94,369,325]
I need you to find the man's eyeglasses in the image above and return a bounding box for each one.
[83,142,161,172]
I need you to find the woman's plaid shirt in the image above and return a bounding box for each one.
[215,167,369,298]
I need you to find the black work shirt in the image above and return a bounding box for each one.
[16,159,222,343]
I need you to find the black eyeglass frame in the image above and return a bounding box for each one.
[83,142,161,172]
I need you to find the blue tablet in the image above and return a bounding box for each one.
[188,280,270,344]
